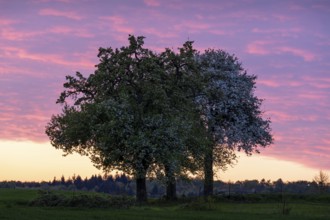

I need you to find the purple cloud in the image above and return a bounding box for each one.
[39,8,83,20]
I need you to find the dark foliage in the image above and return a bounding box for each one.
[212,193,330,203]
[29,190,135,208]
[1,175,329,198]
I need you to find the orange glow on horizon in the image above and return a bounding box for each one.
[1,140,327,183]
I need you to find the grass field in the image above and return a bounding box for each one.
[1,188,329,220]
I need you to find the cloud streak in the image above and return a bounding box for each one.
[246,41,317,61]
[39,8,83,20]
[1,45,95,68]
[144,0,161,7]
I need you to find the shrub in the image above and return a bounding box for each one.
[180,197,215,211]
[28,190,64,207]
[29,190,135,209]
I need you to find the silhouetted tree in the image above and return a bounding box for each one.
[51,177,58,186]
[314,170,329,193]
[273,178,284,193]
[60,175,66,186]
[73,175,84,190]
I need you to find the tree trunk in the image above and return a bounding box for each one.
[203,147,214,197]
[165,165,177,200]
[136,176,147,203]
[166,181,177,200]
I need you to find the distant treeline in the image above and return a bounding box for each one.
[1,174,328,197]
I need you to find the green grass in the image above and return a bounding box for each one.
[1,188,329,220]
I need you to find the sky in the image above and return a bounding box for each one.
[0,0,329,182]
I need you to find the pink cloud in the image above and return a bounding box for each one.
[174,21,211,33]
[228,10,269,22]
[288,3,305,11]
[142,28,177,38]
[39,8,83,20]
[278,47,316,61]
[48,26,94,38]
[322,139,330,145]
[297,92,328,102]
[31,0,73,3]
[268,60,297,69]
[315,145,330,151]
[262,137,330,170]
[257,78,303,88]
[1,46,94,69]
[252,27,301,37]
[0,105,49,142]
[0,62,15,74]
[0,18,19,26]
[209,29,238,36]
[260,75,304,87]
[0,119,49,142]
[246,41,272,55]
[0,90,60,142]
[267,110,299,122]
[303,149,330,159]
[99,16,134,35]
[272,14,294,22]
[102,15,125,24]
[298,92,325,99]
[0,104,20,116]
[144,0,161,7]
[0,27,44,41]
[1,25,93,41]
[312,3,330,12]
[246,41,316,62]
[184,22,210,30]
[257,79,281,88]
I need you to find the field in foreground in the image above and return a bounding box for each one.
[0,188,329,220]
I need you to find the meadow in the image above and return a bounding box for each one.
[0,188,329,220]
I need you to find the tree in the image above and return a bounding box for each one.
[313,170,329,193]
[73,175,84,190]
[196,49,273,196]
[45,35,204,202]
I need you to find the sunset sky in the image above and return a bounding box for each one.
[1,0,329,182]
